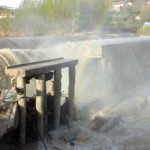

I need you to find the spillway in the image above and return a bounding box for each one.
[0,37,150,149]
[0,37,150,99]
[0,48,51,89]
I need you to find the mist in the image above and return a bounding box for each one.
[0,34,150,150]
[0,0,150,149]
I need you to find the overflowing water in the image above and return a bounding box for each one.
[45,37,150,150]
[0,37,150,149]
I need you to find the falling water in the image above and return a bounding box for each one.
[0,37,150,149]
[0,48,52,90]
[41,37,150,149]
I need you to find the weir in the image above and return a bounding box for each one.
[1,37,150,148]
[5,58,78,144]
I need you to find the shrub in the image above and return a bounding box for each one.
[140,26,150,35]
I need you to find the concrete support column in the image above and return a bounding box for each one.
[54,69,61,129]
[17,77,26,144]
[68,66,76,120]
[49,80,55,96]
[36,74,46,137]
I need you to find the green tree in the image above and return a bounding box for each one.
[12,0,112,35]
[78,0,112,31]
[140,5,150,22]
[13,0,79,34]
[0,7,12,35]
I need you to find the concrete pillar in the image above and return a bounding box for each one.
[17,77,26,144]
[36,74,46,137]
[44,79,47,134]
[54,69,61,129]
[49,80,55,96]
[68,66,76,120]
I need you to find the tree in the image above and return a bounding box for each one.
[78,0,112,31]
[131,0,146,14]
[140,5,150,21]
[12,0,112,35]
[0,7,12,35]
[12,0,79,34]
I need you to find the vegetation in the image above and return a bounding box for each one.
[0,0,149,36]
[11,0,112,35]
[0,7,13,36]
[140,26,150,35]
[140,5,150,22]
[104,0,150,35]
[78,0,112,30]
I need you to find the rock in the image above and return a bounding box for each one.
[0,102,18,139]
[91,115,120,133]
[91,116,108,130]
[121,135,150,146]
[89,96,148,121]
[98,116,120,133]
[61,128,81,142]
[77,130,93,142]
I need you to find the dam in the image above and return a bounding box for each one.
[0,36,150,149]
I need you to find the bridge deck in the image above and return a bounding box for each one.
[5,58,78,77]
